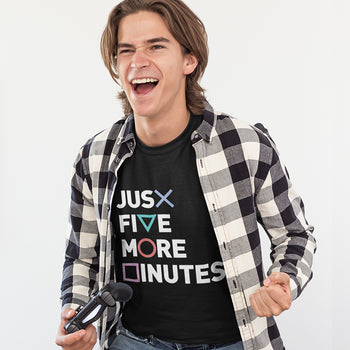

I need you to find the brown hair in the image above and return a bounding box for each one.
[100,0,208,116]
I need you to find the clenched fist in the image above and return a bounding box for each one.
[250,272,292,318]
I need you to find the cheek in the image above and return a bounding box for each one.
[116,62,127,84]
[161,62,185,84]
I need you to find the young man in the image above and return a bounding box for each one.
[56,1,316,350]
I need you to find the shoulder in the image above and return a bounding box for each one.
[81,118,127,158]
[80,117,133,163]
[203,107,277,176]
[73,117,131,178]
[212,109,274,149]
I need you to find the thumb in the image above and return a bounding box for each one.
[61,308,76,322]
[264,272,290,287]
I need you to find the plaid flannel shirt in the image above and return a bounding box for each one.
[61,103,316,350]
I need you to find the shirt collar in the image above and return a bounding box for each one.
[116,114,135,145]
[194,102,216,143]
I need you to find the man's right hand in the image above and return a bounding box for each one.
[55,308,97,350]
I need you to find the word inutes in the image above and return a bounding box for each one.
[122,261,226,284]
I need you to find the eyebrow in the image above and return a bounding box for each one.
[117,37,170,49]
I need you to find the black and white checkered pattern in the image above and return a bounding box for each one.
[61,103,316,350]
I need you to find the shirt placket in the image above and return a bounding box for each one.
[192,136,254,349]
[102,139,136,346]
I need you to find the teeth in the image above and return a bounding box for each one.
[131,78,158,84]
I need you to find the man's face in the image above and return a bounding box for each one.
[116,11,197,119]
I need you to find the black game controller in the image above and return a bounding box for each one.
[64,282,133,334]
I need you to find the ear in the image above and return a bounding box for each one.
[183,53,198,75]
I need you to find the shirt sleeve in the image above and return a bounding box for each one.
[60,147,100,310]
[254,126,316,301]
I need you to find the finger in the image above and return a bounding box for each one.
[266,272,290,288]
[263,272,292,310]
[255,288,274,317]
[250,292,264,317]
[83,325,97,345]
[61,308,77,322]
[250,289,271,317]
[72,325,96,350]
[90,325,97,345]
[266,284,292,310]
[58,309,77,335]
[56,329,86,347]
[259,287,284,316]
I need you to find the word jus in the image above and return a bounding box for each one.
[116,190,174,209]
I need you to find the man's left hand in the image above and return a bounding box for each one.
[249,272,292,318]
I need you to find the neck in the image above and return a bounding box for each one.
[134,107,190,147]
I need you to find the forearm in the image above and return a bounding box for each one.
[61,149,100,308]
[255,135,316,300]
[61,255,99,308]
[267,226,316,300]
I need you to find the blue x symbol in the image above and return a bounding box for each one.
[155,189,174,208]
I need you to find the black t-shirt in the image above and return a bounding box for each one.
[111,115,241,344]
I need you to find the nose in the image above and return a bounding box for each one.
[130,48,150,69]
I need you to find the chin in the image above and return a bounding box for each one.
[130,104,160,119]
[133,111,158,119]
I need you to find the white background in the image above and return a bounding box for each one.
[0,0,348,349]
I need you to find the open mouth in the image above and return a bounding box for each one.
[131,78,159,95]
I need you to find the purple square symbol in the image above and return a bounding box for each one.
[122,263,140,282]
